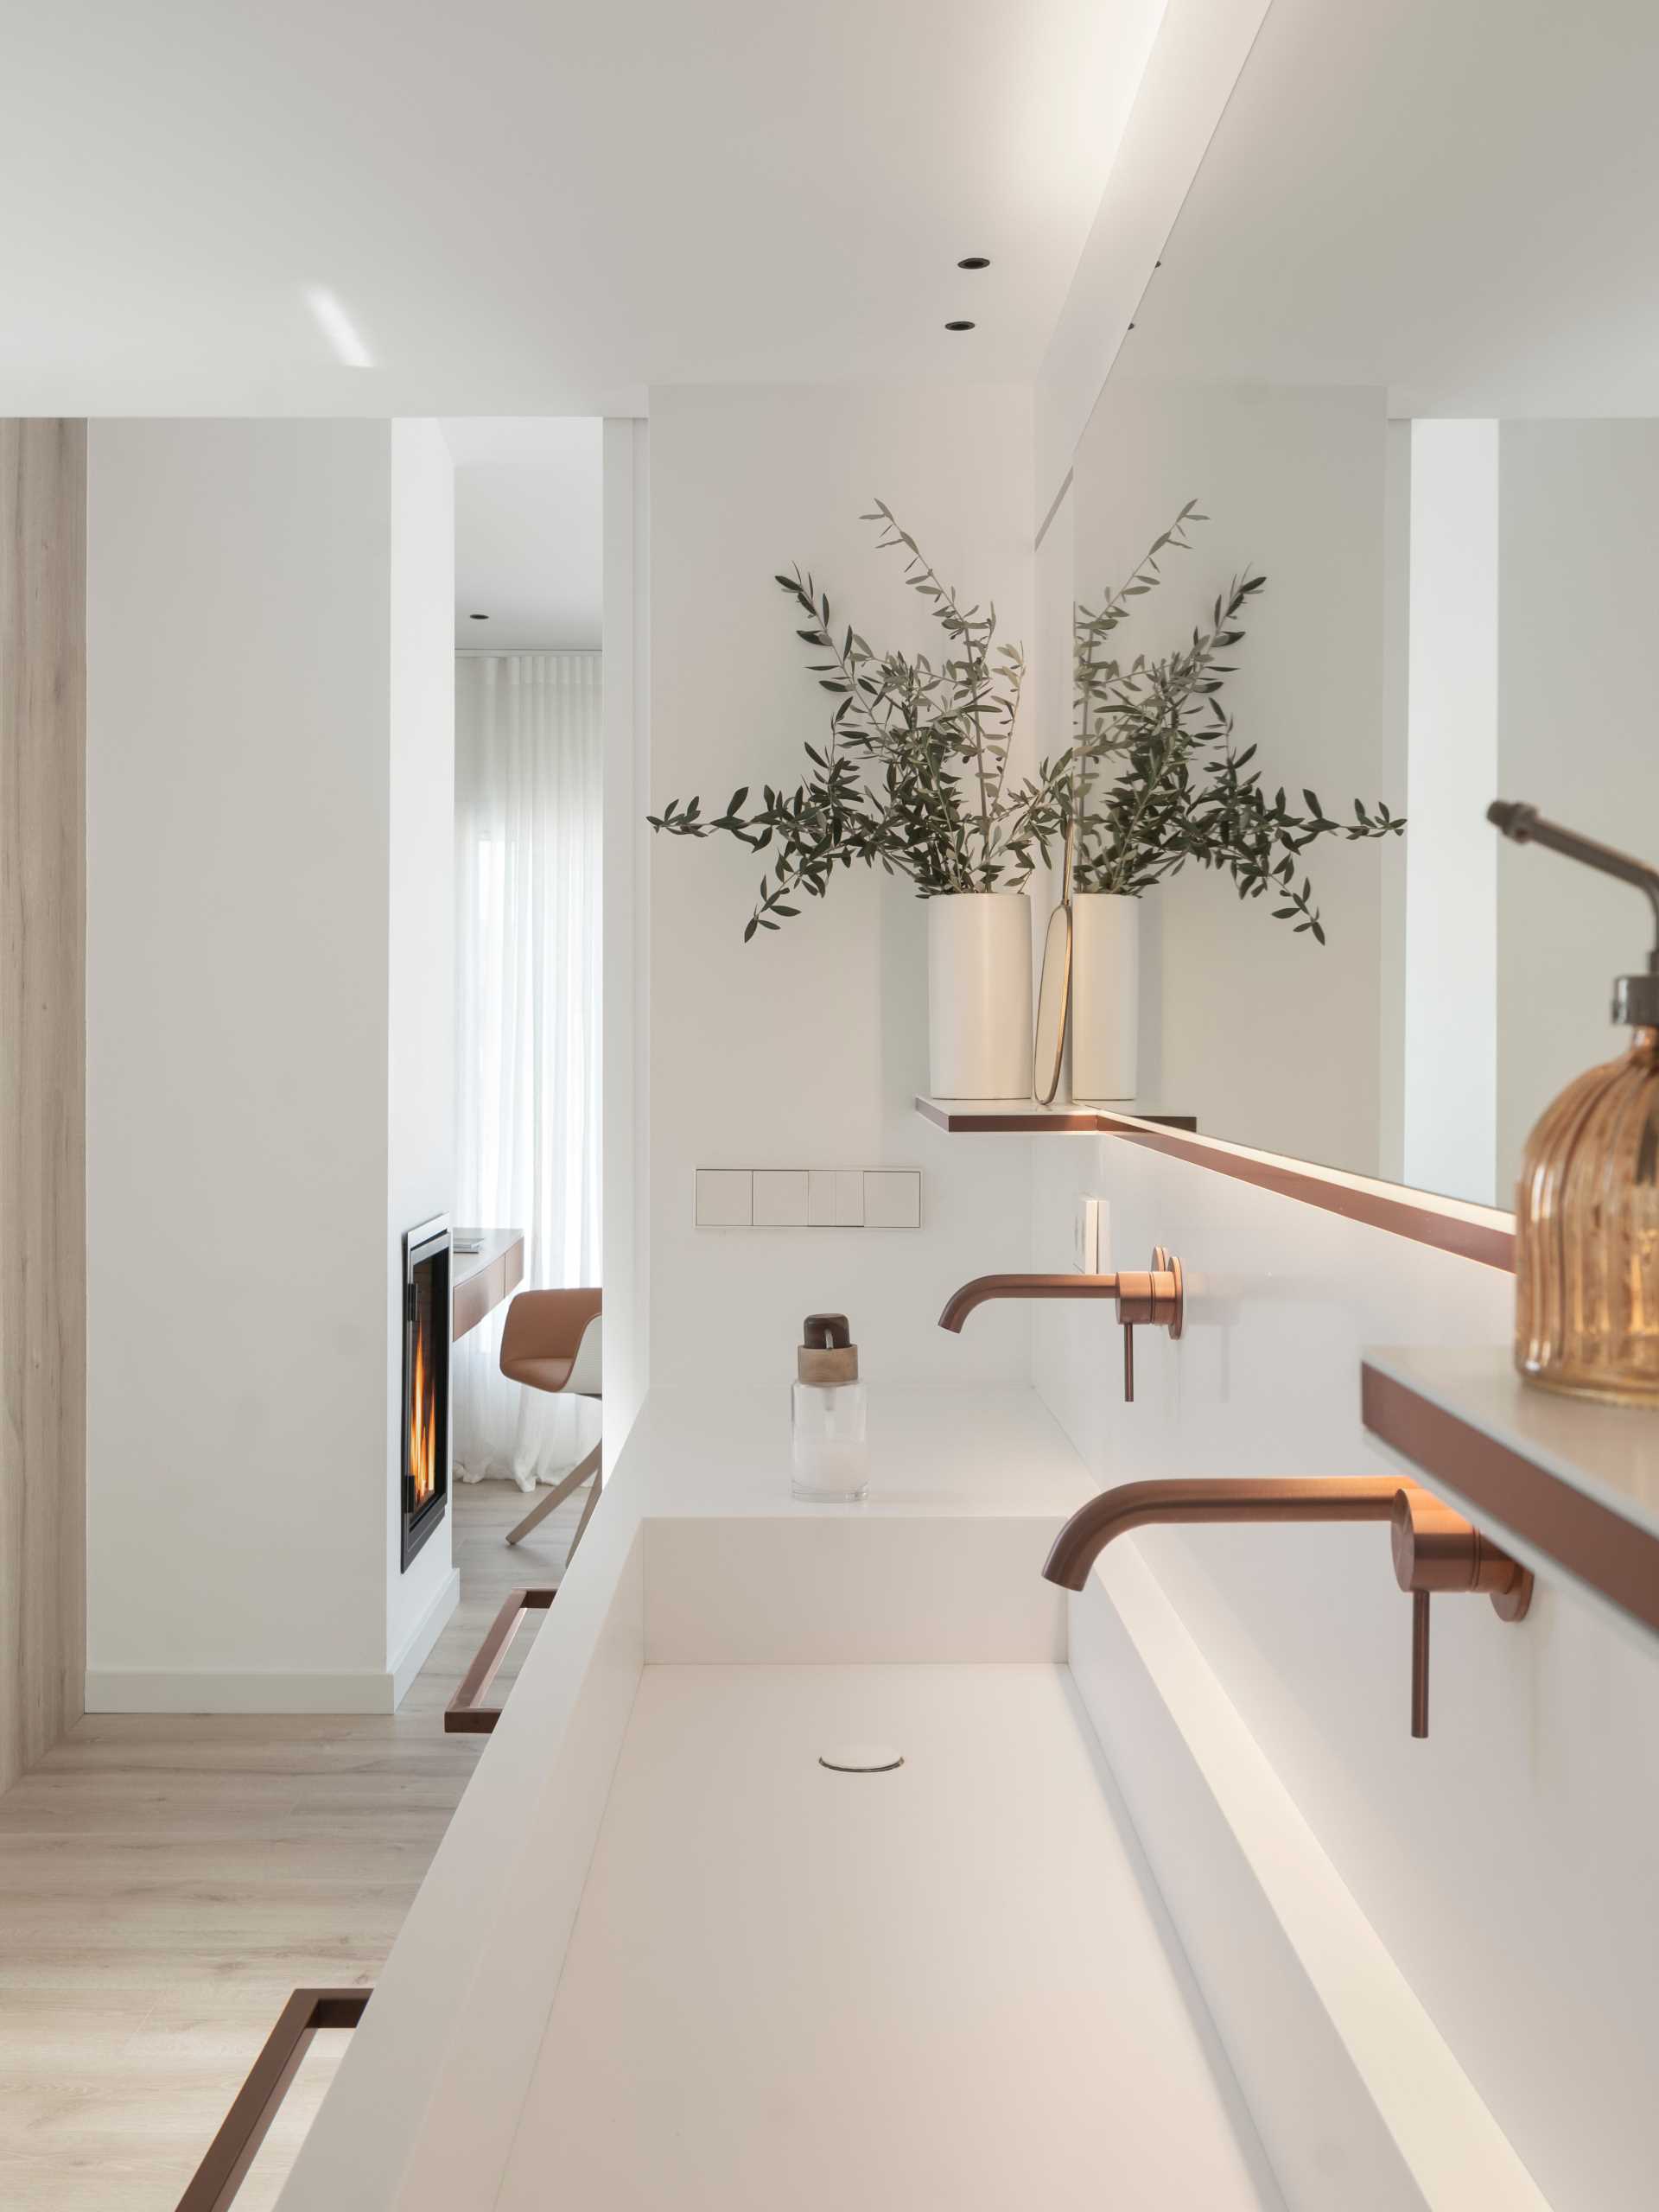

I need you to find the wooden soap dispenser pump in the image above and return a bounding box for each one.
[1490,800,1659,1405]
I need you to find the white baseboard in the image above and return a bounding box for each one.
[1068,1545,1548,2212]
[391,1567,461,1708]
[87,1568,462,1716]
[86,1667,402,1715]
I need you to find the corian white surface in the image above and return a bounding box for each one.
[283,1377,1547,2212]
[1365,1344,1659,1546]
[493,1663,1276,2212]
[622,1382,1096,1521]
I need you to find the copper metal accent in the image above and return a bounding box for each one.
[443,1586,556,1734]
[915,1096,1198,1135]
[1363,1360,1657,1637]
[1410,1591,1430,1739]
[174,1986,371,2211]
[1041,1475,1531,1737]
[938,1251,1183,1402]
[913,1097,1515,1272]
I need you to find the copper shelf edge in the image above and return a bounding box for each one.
[1361,1363,1659,1640]
[443,1585,556,1734]
[175,1986,371,2211]
[914,1097,1516,1274]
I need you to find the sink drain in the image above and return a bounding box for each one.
[817,1744,904,1773]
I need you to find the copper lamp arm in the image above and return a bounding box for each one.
[1489,799,1659,963]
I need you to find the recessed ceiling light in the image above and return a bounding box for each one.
[305,286,373,369]
[944,320,976,333]
[957,257,991,270]
[469,613,489,621]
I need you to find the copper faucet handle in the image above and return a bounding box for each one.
[1390,1484,1533,1618]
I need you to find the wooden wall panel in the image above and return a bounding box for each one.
[0,419,86,1792]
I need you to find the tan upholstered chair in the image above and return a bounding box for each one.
[498,1288,603,1557]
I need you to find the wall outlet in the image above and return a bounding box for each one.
[1074,1196,1107,1274]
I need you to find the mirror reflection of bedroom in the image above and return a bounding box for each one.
[446,420,603,1563]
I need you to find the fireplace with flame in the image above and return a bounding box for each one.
[401,1214,451,1571]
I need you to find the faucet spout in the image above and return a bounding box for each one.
[937,1273,1125,1333]
[1040,1475,1534,1740]
[938,1252,1185,1402]
[1042,1477,1403,1591]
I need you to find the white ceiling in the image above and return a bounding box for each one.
[1120,0,1659,416]
[0,0,1164,416]
[446,418,602,650]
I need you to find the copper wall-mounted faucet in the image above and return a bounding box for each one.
[1042,1477,1533,1737]
[938,1249,1184,1401]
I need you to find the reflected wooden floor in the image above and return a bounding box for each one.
[0,1478,588,2212]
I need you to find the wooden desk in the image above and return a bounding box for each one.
[452,1229,525,1341]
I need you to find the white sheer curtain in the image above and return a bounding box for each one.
[454,652,602,1488]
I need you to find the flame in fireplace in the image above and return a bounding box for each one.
[410,1317,436,1510]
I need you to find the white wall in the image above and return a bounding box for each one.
[1496,420,1659,1196]
[87,419,455,1709]
[645,385,1036,1387]
[386,421,459,1676]
[1032,1136,1659,2212]
[601,419,652,1461]
[1064,379,1396,1175]
[1403,419,1498,1204]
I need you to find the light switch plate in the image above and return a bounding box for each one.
[696,1170,753,1227]
[753,1169,810,1227]
[864,1169,922,1230]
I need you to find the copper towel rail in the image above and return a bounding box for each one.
[174,1986,370,2211]
[442,1585,556,1734]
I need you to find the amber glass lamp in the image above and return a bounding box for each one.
[1492,802,1659,1407]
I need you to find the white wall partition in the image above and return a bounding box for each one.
[86,419,456,1711]
[1403,419,1498,1203]
[601,417,652,1461]
[386,420,459,1681]
[645,385,1038,1388]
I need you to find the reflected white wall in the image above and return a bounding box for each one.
[1403,419,1498,1203]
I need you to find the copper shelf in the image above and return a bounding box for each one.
[916,1098,1515,1273]
[1362,1348,1659,1641]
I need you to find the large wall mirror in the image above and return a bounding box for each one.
[1055,0,1659,1210]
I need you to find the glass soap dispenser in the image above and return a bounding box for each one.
[791,1313,869,1501]
[1491,801,1659,1405]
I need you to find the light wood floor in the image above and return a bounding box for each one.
[0,1478,588,2212]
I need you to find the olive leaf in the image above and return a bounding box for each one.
[1069,505,1404,938]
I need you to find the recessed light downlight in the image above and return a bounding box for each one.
[469,613,489,621]
[944,320,976,332]
[957,256,991,270]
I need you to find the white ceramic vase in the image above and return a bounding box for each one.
[1070,892,1140,1101]
[926,893,1033,1098]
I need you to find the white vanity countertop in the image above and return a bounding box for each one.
[278,1382,1109,2212]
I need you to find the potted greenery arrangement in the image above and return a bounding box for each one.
[1067,502,1404,1099]
[649,504,1069,1096]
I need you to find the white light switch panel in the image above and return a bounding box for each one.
[694,1167,918,1230]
